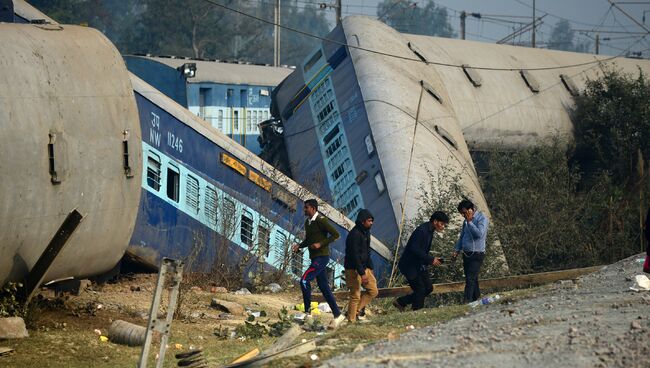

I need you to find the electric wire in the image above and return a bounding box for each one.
[197,0,648,72]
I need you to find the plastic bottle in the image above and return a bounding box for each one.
[468,294,501,308]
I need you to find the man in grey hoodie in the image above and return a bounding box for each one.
[344,209,378,322]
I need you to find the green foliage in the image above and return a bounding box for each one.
[392,163,504,288]
[30,0,330,66]
[377,0,454,37]
[0,282,26,318]
[572,67,650,185]
[268,306,293,337]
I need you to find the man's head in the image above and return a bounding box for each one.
[355,209,374,230]
[430,211,449,232]
[457,199,475,219]
[304,199,318,217]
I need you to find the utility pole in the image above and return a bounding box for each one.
[532,0,536,48]
[596,33,600,54]
[336,0,342,26]
[460,11,466,40]
[274,0,281,66]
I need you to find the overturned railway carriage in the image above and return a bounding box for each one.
[272,17,650,264]
[0,20,142,285]
[129,75,391,287]
[2,2,391,287]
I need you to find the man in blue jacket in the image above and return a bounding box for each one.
[393,211,448,311]
[452,199,489,303]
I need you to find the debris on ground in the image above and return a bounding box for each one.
[234,288,252,295]
[0,317,28,339]
[210,298,245,315]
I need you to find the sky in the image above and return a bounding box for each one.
[299,0,650,57]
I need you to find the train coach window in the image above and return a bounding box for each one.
[258,222,271,257]
[291,252,303,276]
[240,210,254,247]
[166,165,180,202]
[186,174,200,214]
[146,153,161,191]
[205,187,218,229]
[273,232,287,266]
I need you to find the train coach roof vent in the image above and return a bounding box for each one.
[408,42,428,63]
[434,125,457,149]
[520,70,540,93]
[420,80,443,104]
[559,74,579,96]
[462,64,482,87]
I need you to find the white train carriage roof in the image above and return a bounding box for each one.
[126,55,294,86]
[343,16,650,150]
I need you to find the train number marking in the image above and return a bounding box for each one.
[167,132,183,153]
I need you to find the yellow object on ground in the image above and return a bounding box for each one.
[295,302,319,312]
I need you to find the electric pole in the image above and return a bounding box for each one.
[460,11,466,40]
[532,0,536,48]
[274,0,281,66]
[596,34,600,54]
[336,0,342,26]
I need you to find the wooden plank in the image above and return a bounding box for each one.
[21,209,83,304]
[230,348,260,364]
[224,339,317,368]
[262,325,302,356]
[313,266,602,302]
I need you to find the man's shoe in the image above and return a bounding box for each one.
[356,315,371,323]
[328,314,346,330]
[392,299,406,312]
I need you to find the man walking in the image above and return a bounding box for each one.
[291,199,346,329]
[452,199,489,303]
[393,211,448,311]
[344,209,379,322]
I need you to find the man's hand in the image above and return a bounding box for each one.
[462,208,474,222]
[361,274,369,285]
[291,244,300,253]
[310,242,321,250]
[432,257,442,266]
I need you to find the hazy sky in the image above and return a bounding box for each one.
[307,0,650,57]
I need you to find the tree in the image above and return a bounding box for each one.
[377,0,454,37]
[572,68,650,185]
[547,19,589,52]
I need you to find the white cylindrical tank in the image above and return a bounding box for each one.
[0,23,142,285]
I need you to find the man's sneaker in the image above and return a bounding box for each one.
[356,315,371,324]
[392,299,406,312]
[328,314,346,330]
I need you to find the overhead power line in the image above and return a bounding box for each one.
[197,0,648,72]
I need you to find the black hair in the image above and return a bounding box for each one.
[430,211,449,223]
[457,199,475,212]
[304,199,318,210]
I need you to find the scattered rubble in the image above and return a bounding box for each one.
[210,299,245,316]
[0,318,28,339]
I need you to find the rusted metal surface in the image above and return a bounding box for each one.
[0,23,142,285]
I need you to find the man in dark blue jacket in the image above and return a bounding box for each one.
[393,211,449,311]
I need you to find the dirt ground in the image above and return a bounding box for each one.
[322,254,650,368]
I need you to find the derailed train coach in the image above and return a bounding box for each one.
[129,75,392,287]
[2,1,392,288]
[272,16,650,268]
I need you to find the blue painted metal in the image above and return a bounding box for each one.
[128,92,390,286]
[275,27,400,246]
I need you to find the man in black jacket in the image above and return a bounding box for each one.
[393,211,449,311]
[344,209,379,322]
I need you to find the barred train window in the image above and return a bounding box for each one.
[166,165,180,202]
[291,251,303,276]
[240,210,254,247]
[274,232,287,265]
[204,187,217,228]
[186,174,200,214]
[257,222,271,257]
[222,198,236,233]
[147,153,161,191]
